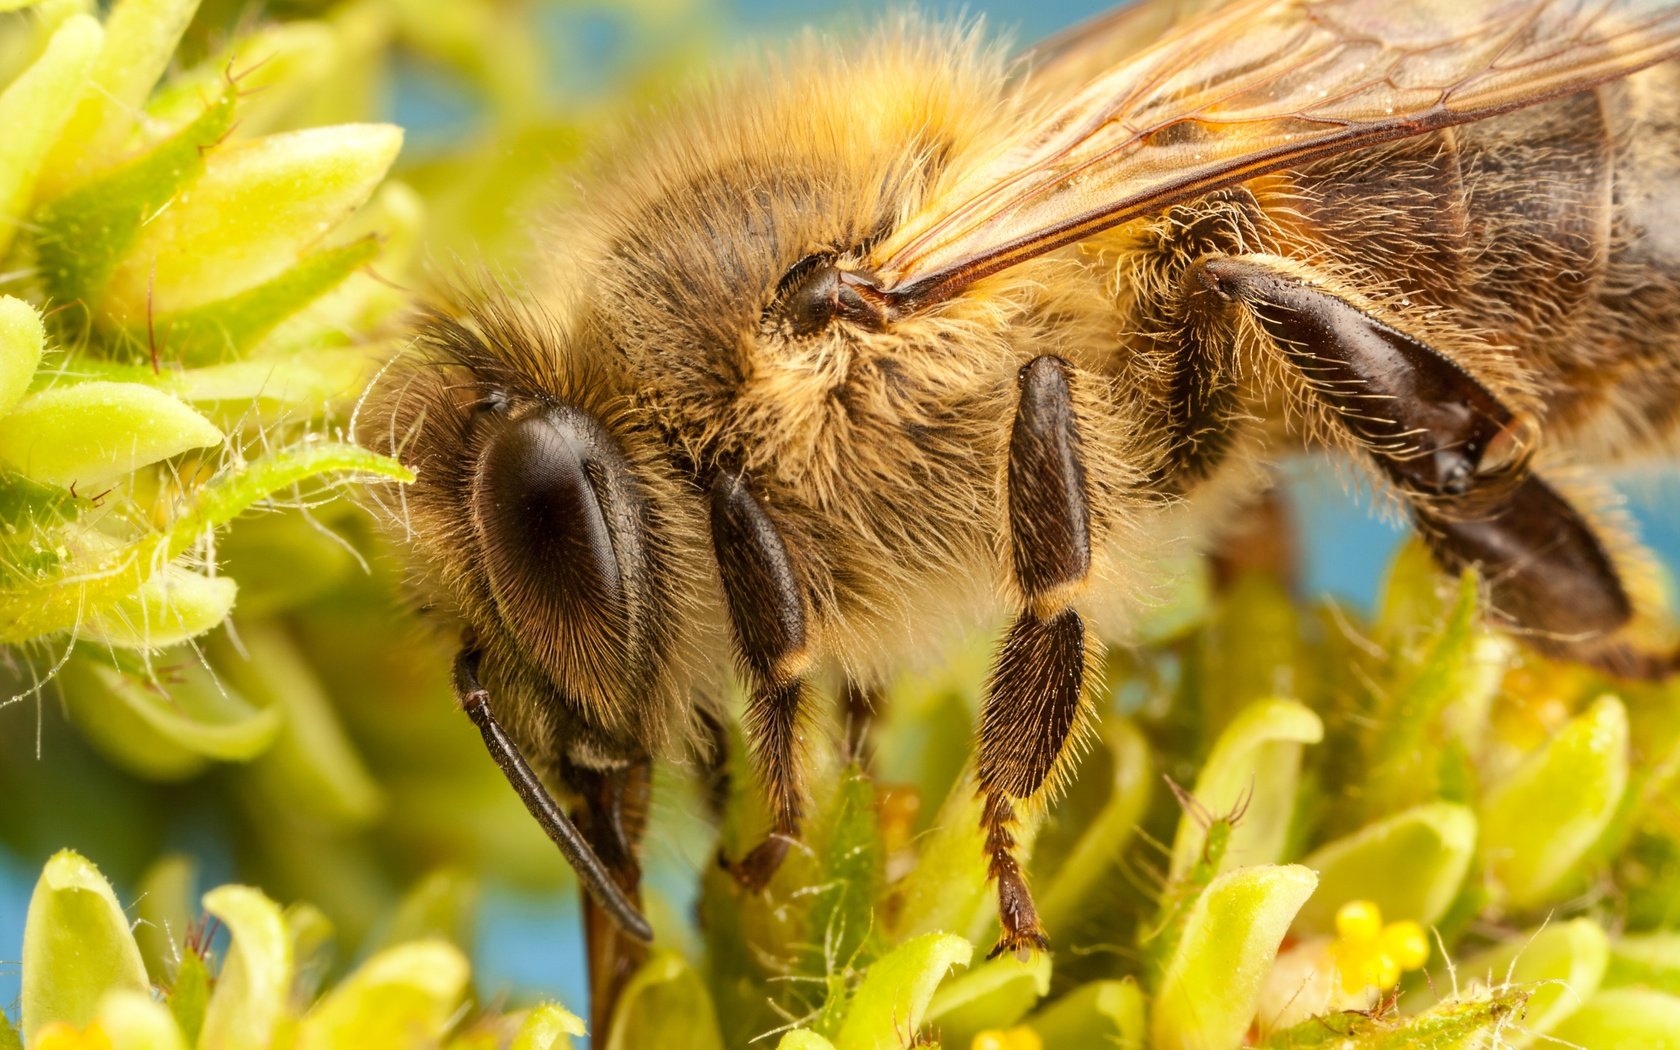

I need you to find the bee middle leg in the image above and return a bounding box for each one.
[976,355,1095,958]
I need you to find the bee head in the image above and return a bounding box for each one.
[368,287,702,767]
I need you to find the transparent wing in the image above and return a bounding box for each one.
[1018,0,1227,104]
[873,0,1680,311]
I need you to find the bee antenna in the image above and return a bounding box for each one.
[452,649,655,943]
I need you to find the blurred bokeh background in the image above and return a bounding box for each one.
[2,0,1678,1031]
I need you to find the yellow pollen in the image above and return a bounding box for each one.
[1334,899,1383,942]
[32,1021,114,1050]
[1330,900,1431,992]
[971,1027,1044,1050]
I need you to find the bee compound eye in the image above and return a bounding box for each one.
[470,407,635,648]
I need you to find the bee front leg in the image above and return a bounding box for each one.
[709,469,813,890]
[978,355,1096,959]
[565,758,653,1039]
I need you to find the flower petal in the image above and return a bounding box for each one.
[0,381,221,489]
[0,14,100,257]
[1455,918,1609,1043]
[82,566,238,650]
[200,885,292,1050]
[1296,802,1477,934]
[1023,980,1145,1048]
[102,124,403,317]
[0,296,45,416]
[1168,698,1323,880]
[510,1003,587,1050]
[20,850,148,1043]
[834,932,972,1050]
[603,951,723,1050]
[924,950,1051,1048]
[39,0,202,192]
[1480,695,1629,908]
[95,991,187,1050]
[1152,864,1318,1050]
[297,940,470,1050]
[1549,988,1680,1050]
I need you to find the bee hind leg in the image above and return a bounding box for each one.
[1417,473,1676,680]
[977,355,1097,959]
[1191,252,1675,678]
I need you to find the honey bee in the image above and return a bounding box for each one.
[368,0,1680,1027]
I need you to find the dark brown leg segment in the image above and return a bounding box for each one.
[1192,254,1668,676]
[979,355,1093,958]
[568,759,652,1041]
[709,469,813,890]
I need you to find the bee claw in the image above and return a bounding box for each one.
[986,928,1051,962]
[725,834,792,892]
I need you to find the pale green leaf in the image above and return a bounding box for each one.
[1480,695,1629,908]
[834,932,972,1050]
[1152,864,1318,1050]
[0,381,221,488]
[1169,698,1323,880]
[20,850,148,1043]
[775,1034,837,1050]
[1296,802,1476,934]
